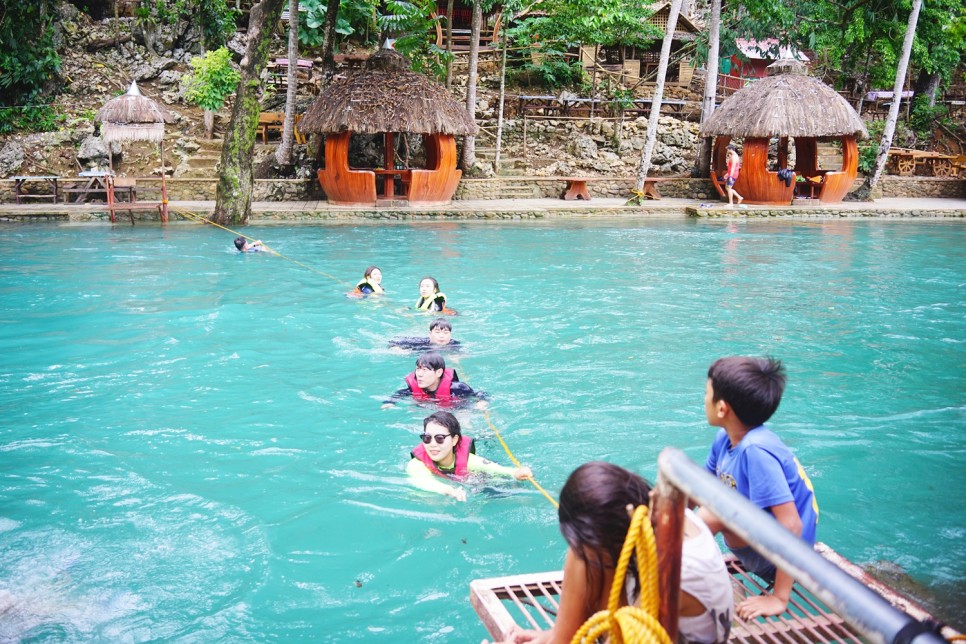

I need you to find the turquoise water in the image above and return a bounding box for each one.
[1,219,964,640]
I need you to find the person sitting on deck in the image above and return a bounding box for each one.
[234,237,266,252]
[349,265,384,297]
[698,356,819,620]
[407,411,531,502]
[415,276,454,314]
[382,351,485,409]
[389,318,462,353]
[490,462,732,644]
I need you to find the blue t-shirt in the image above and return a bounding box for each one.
[705,426,818,544]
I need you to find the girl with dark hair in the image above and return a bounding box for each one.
[351,265,384,296]
[415,276,448,312]
[493,462,732,644]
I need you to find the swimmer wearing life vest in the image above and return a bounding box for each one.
[348,265,384,298]
[388,317,461,353]
[382,351,485,409]
[415,276,457,315]
[407,411,531,502]
[234,237,266,253]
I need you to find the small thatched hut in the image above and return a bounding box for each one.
[700,60,868,205]
[300,49,477,206]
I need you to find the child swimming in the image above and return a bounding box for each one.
[415,277,447,312]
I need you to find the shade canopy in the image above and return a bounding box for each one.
[699,61,867,140]
[95,81,167,143]
[299,49,478,136]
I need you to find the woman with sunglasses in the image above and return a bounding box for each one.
[407,411,532,502]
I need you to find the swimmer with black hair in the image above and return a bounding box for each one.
[389,318,461,352]
[349,265,385,297]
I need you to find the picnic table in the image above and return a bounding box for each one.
[266,57,314,90]
[887,148,957,177]
[560,177,593,201]
[61,170,113,204]
[256,112,306,144]
[11,175,60,204]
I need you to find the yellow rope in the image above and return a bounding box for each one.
[571,505,672,644]
[483,409,558,509]
[168,205,352,287]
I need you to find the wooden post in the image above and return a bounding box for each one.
[383,131,395,199]
[160,140,168,223]
[652,472,685,641]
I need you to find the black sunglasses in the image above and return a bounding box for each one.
[420,433,451,445]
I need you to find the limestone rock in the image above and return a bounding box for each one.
[0,142,25,177]
[566,134,599,160]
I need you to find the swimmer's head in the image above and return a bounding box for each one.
[421,411,462,462]
[706,356,785,428]
[364,265,382,284]
[234,237,246,251]
[419,277,439,298]
[429,318,452,345]
[414,351,446,390]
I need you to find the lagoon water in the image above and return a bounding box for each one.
[1,219,964,640]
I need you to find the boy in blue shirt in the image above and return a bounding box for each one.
[697,356,819,620]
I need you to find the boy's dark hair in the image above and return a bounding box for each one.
[423,411,461,437]
[415,351,446,371]
[234,237,246,250]
[429,318,452,332]
[708,356,786,428]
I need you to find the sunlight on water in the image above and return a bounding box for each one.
[1,219,964,639]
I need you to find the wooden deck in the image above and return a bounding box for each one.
[470,543,958,642]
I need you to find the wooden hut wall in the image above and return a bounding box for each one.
[409,134,461,204]
[735,137,795,205]
[819,137,858,203]
[318,131,377,205]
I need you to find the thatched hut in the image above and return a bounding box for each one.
[300,49,477,206]
[95,80,170,221]
[700,60,868,205]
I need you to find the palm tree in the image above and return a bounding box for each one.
[855,0,922,200]
[275,0,300,170]
[695,0,720,178]
[632,0,684,201]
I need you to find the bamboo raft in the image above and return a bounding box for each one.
[471,544,958,642]
[471,449,961,643]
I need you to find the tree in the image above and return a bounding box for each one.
[855,0,922,199]
[631,0,683,201]
[276,0,301,169]
[0,0,61,133]
[694,0,721,178]
[213,0,287,225]
[182,48,240,139]
[461,0,483,170]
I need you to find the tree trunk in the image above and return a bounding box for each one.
[694,0,720,178]
[213,0,286,225]
[319,0,341,89]
[204,109,215,138]
[494,25,509,172]
[633,0,683,197]
[914,70,941,108]
[855,0,922,200]
[444,0,455,89]
[460,0,482,171]
[276,0,300,170]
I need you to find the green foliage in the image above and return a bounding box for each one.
[181,48,241,112]
[0,1,61,112]
[0,104,64,135]
[512,0,658,52]
[507,57,584,91]
[378,0,450,79]
[908,97,949,142]
[299,0,378,47]
[197,0,240,49]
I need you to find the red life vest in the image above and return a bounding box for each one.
[411,434,474,479]
[405,368,456,405]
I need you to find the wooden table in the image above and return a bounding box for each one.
[373,169,412,200]
[887,148,957,177]
[561,177,593,200]
[62,170,112,203]
[12,176,59,204]
[640,177,669,200]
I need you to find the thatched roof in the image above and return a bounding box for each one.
[300,49,478,136]
[699,61,867,139]
[95,81,166,143]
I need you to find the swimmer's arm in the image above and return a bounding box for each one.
[467,454,532,480]
[406,459,466,501]
[382,387,412,408]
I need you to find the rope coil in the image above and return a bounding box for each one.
[571,505,672,644]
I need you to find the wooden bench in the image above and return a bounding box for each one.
[640,177,671,200]
[12,176,60,204]
[560,177,594,200]
[256,112,306,144]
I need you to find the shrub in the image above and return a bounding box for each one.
[181,48,240,112]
